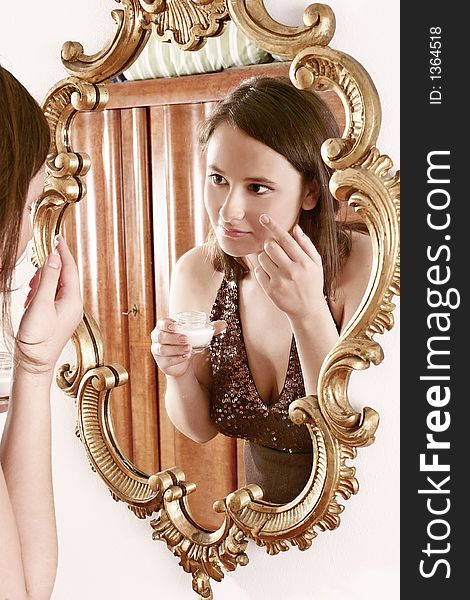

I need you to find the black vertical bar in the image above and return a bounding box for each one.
[401,2,465,596]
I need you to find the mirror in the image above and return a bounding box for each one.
[36,1,399,597]
[65,60,363,519]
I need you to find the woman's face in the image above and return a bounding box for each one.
[17,166,45,261]
[204,123,316,258]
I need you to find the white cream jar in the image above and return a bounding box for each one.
[174,311,215,353]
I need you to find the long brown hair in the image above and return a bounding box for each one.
[199,76,365,299]
[0,65,50,338]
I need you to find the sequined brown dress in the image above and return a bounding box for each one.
[209,278,313,504]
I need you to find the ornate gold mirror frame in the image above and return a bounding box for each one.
[35,1,399,598]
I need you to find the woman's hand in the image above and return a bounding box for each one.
[15,235,83,375]
[254,214,327,320]
[151,318,226,379]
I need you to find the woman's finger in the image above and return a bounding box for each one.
[154,318,177,336]
[53,235,81,302]
[293,224,322,264]
[151,342,192,357]
[257,250,277,278]
[253,264,270,292]
[151,351,192,367]
[29,252,62,306]
[262,239,291,270]
[154,329,190,346]
[259,214,303,262]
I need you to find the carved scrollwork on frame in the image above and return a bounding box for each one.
[36,2,400,599]
[61,1,151,83]
[228,0,336,57]
[76,365,162,517]
[220,395,361,555]
[33,78,109,394]
[61,0,230,83]
[290,47,382,170]
[148,470,250,596]
[140,0,230,50]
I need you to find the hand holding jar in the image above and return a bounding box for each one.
[151,311,226,379]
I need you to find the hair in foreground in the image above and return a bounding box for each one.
[0,64,50,337]
[199,76,366,299]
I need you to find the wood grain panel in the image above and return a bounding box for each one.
[120,108,159,475]
[67,110,133,463]
[106,63,292,109]
[148,104,174,468]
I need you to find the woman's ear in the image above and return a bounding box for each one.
[301,178,320,210]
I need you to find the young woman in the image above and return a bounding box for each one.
[0,65,83,599]
[151,77,372,504]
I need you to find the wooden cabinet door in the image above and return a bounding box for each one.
[67,107,159,476]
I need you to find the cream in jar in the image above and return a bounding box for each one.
[175,311,215,353]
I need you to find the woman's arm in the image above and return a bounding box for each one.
[0,465,28,599]
[336,231,374,331]
[1,370,58,600]
[0,236,83,600]
[162,358,219,444]
[288,302,340,396]
[253,215,338,394]
[151,246,224,444]
[290,231,373,394]
[254,216,372,396]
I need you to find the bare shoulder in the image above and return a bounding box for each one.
[333,231,373,331]
[169,244,223,316]
[172,244,213,277]
[340,230,373,288]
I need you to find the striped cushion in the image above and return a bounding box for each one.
[123,22,274,80]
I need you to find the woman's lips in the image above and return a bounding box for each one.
[218,224,250,238]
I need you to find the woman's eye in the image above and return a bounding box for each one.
[209,174,226,185]
[248,183,271,194]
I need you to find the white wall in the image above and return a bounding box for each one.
[0,2,400,599]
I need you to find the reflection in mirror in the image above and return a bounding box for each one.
[152,75,372,505]
[67,62,371,517]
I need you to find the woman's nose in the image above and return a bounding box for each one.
[219,188,245,222]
